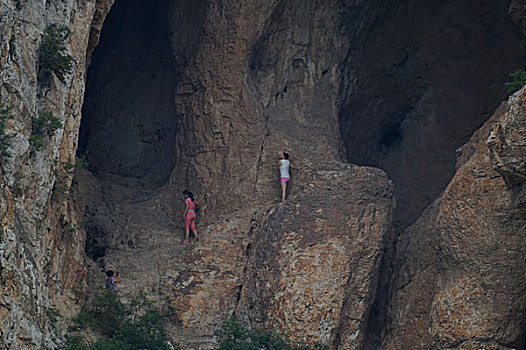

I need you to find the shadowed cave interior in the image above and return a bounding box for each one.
[338,0,526,228]
[78,0,205,259]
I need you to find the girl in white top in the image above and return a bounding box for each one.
[277,151,301,203]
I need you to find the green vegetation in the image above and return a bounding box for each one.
[61,294,326,350]
[30,110,63,151]
[62,291,170,350]
[63,155,89,172]
[28,135,45,151]
[75,155,89,170]
[38,25,73,82]
[0,106,14,157]
[62,336,88,350]
[9,37,16,57]
[505,69,526,94]
[46,307,62,325]
[65,219,87,233]
[33,111,63,136]
[215,319,328,350]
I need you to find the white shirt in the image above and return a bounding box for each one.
[279,159,290,178]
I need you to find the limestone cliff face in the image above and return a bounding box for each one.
[0,0,113,348]
[384,90,526,349]
[1,0,526,349]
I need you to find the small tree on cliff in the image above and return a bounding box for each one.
[38,24,73,82]
[505,69,526,94]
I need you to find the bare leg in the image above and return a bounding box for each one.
[191,220,197,240]
[185,227,190,241]
[281,182,287,203]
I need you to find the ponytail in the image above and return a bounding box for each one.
[182,189,195,202]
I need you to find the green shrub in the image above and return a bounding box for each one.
[33,111,63,136]
[64,291,170,350]
[30,111,63,151]
[75,155,89,170]
[63,155,89,173]
[505,69,526,94]
[28,135,45,151]
[9,37,16,57]
[90,338,125,350]
[46,306,61,324]
[0,106,14,157]
[38,25,73,82]
[62,335,89,350]
[215,319,328,350]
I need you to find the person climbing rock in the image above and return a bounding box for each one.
[105,270,121,292]
[278,151,301,203]
[182,189,198,244]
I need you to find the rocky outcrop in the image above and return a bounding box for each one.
[384,89,526,349]
[488,89,526,210]
[237,163,393,348]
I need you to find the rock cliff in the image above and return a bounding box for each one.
[383,89,526,349]
[0,0,525,349]
[0,0,115,348]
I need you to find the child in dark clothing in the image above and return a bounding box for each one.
[105,270,121,292]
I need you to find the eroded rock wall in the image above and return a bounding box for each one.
[237,163,394,348]
[0,0,113,348]
[384,89,526,349]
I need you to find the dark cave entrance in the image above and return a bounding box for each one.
[338,0,526,229]
[78,0,178,190]
[78,0,205,260]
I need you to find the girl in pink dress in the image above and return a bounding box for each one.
[182,190,198,244]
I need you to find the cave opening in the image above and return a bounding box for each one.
[338,0,526,229]
[78,0,206,260]
[78,0,178,191]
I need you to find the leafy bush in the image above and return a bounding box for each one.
[63,291,170,350]
[505,69,526,94]
[63,155,89,173]
[38,25,73,82]
[33,111,63,136]
[28,135,45,151]
[46,306,62,324]
[30,111,63,151]
[75,155,89,170]
[215,319,328,350]
[63,336,89,350]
